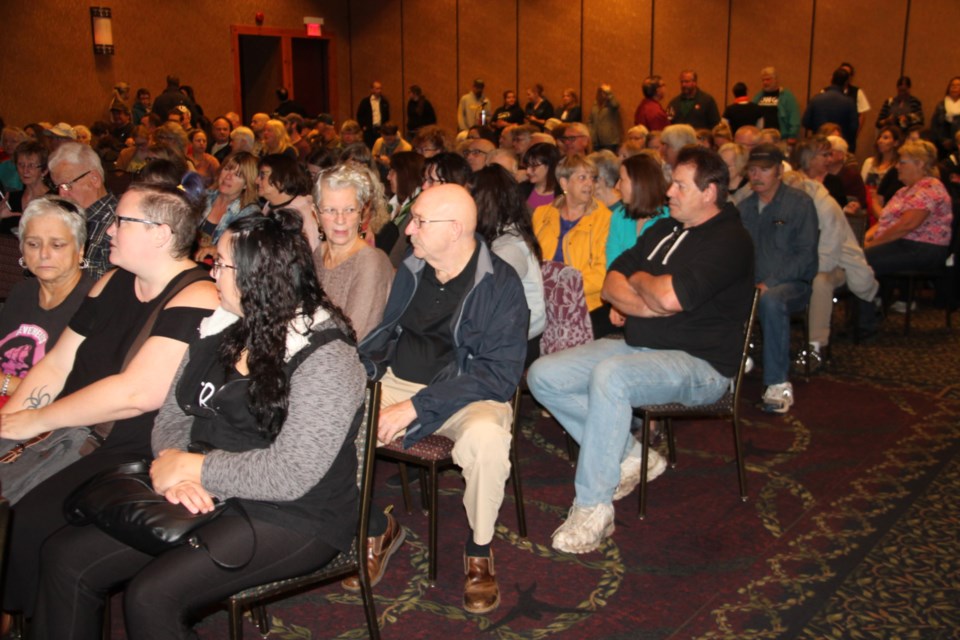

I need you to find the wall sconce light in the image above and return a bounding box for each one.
[304,16,324,37]
[90,7,114,55]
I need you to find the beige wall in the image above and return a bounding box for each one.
[1,0,955,161]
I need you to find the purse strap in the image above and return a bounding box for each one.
[80,268,212,455]
[186,499,258,570]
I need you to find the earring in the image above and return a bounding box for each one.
[79,257,90,270]
[18,257,25,268]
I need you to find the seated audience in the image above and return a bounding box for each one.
[606,152,670,267]
[412,125,452,158]
[313,164,394,340]
[718,142,751,204]
[114,126,152,174]
[468,164,546,364]
[229,126,255,154]
[738,144,818,414]
[781,171,878,364]
[262,119,297,159]
[532,154,612,336]
[195,151,260,262]
[862,126,905,220]
[931,76,960,157]
[379,150,424,256]
[527,146,754,554]
[520,142,562,210]
[349,184,528,614]
[257,153,320,251]
[0,141,52,233]
[860,140,954,332]
[31,210,364,639]
[0,197,95,405]
[48,142,116,280]
[186,129,220,186]
[0,179,219,620]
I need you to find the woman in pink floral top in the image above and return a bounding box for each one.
[859,140,953,331]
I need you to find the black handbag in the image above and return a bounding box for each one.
[63,459,255,569]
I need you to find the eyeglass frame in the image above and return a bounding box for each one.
[409,215,456,230]
[56,170,92,192]
[211,258,237,277]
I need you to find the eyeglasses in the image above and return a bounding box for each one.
[463,149,487,157]
[16,162,42,171]
[211,259,237,277]
[57,170,91,192]
[410,215,456,229]
[113,215,162,227]
[415,146,439,155]
[319,207,360,218]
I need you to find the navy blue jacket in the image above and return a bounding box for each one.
[359,238,529,447]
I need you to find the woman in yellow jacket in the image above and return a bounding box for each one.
[533,154,613,337]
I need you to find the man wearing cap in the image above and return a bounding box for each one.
[110,103,134,143]
[738,143,819,414]
[458,79,492,132]
[314,114,342,151]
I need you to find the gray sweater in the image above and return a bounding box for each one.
[152,310,366,502]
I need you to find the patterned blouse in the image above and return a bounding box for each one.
[877,176,952,246]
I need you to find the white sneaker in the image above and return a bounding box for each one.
[761,382,794,414]
[612,449,668,501]
[551,503,615,554]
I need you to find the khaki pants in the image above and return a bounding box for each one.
[810,267,847,346]
[380,369,513,545]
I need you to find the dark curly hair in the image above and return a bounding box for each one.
[220,209,356,439]
[467,164,542,261]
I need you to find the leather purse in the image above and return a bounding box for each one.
[63,459,254,568]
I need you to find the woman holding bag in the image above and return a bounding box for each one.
[30,210,367,640]
[0,177,219,621]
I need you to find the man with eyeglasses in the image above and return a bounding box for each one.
[528,146,754,554]
[351,184,528,615]
[558,122,592,157]
[47,142,116,280]
[463,138,495,172]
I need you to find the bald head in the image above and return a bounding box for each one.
[408,184,477,272]
[735,125,761,150]
[250,113,269,136]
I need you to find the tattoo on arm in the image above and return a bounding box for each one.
[24,386,52,410]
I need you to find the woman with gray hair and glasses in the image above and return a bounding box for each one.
[312,163,393,339]
[0,197,94,406]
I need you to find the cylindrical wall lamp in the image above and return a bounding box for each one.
[90,7,114,55]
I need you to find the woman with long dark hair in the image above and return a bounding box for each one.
[30,210,367,639]
[520,142,562,210]
[468,164,545,364]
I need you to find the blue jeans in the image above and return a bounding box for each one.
[526,338,730,507]
[758,282,810,386]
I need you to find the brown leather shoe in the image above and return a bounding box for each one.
[342,512,405,592]
[463,551,500,614]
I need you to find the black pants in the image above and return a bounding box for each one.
[31,515,338,640]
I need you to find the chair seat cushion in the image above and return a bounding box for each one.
[381,434,454,461]
[231,550,356,601]
[635,391,734,415]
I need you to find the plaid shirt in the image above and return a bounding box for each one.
[85,193,117,281]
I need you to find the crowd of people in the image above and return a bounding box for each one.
[0,63,957,636]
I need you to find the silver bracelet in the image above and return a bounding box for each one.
[1,374,11,396]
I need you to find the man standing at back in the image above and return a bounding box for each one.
[346,184,528,614]
[527,147,754,553]
[458,79,491,131]
[667,70,721,129]
[803,69,859,152]
[357,80,390,150]
[738,144,819,414]
[753,67,801,142]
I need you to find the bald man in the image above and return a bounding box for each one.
[249,112,270,154]
[345,185,529,614]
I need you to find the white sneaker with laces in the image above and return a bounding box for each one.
[889,301,916,314]
[762,382,794,414]
[551,503,615,554]
[612,449,668,501]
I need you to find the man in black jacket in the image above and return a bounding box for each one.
[342,184,528,615]
[356,80,390,149]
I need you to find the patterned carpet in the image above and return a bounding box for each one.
[133,306,958,639]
